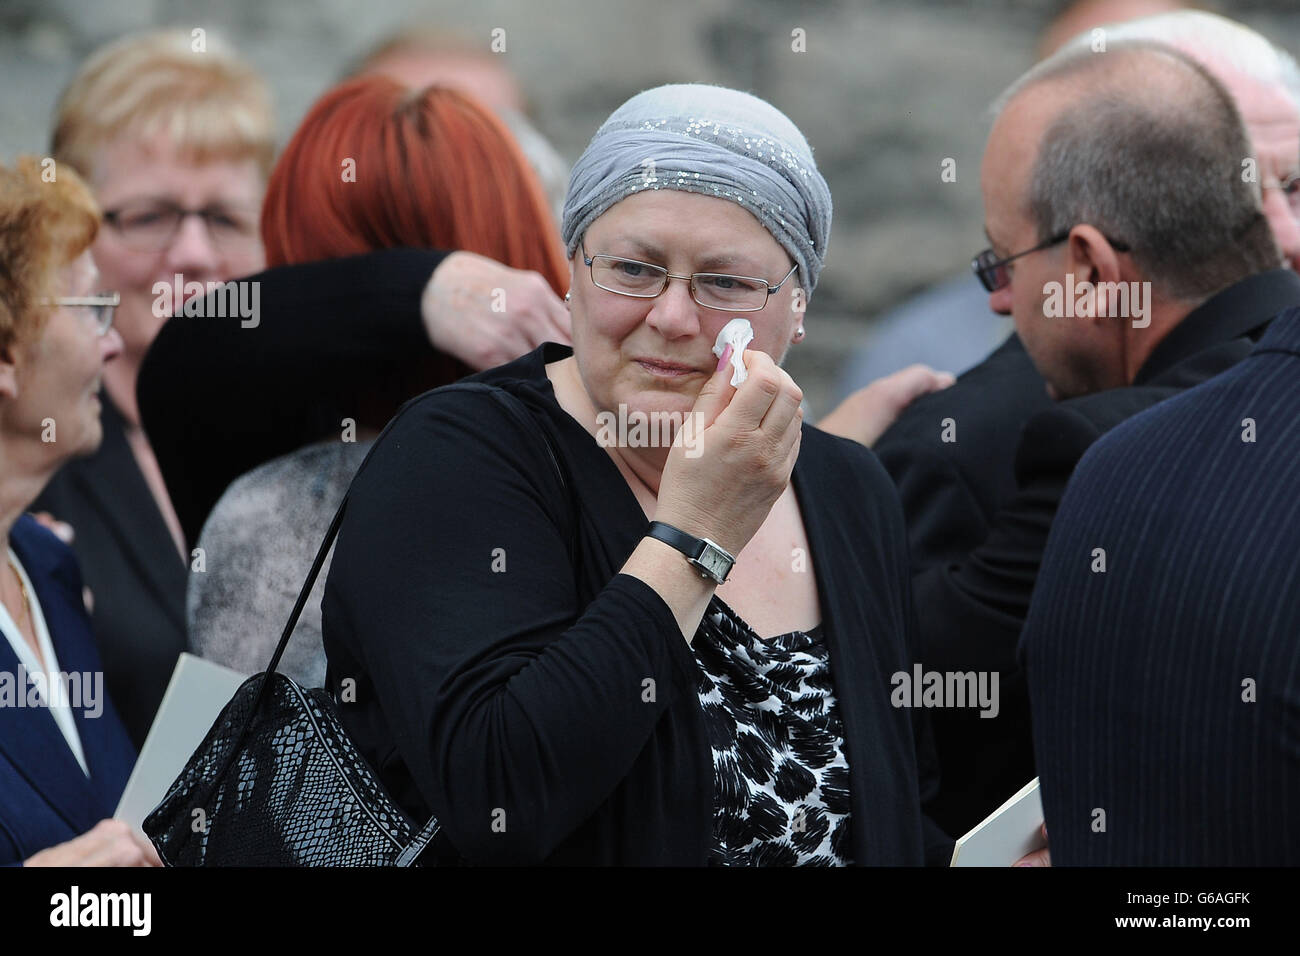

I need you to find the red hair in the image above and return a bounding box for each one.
[261,76,566,295]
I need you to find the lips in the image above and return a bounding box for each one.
[634,357,703,375]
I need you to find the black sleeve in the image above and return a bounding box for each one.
[890,475,957,865]
[320,389,701,865]
[841,434,956,865]
[876,437,995,571]
[874,333,1055,572]
[917,712,957,866]
[909,562,956,866]
[137,247,449,547]
[910,404,1101,678]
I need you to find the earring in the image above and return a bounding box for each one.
[793,326,806,343]
[564,291,572,305]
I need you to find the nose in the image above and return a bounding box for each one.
[99,326,124,363]
[988,284,1013,316]
[163,213,224,282]
[644,275,702,340]
[1262,190,1300,271]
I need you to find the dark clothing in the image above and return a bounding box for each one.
[0,517,136,865]
[886,269,1300,836]
[137,247,453,548]
[874,333,1054,570]
[1021,306,1300,865]
[33,397,187,748]
[321,342,953,866]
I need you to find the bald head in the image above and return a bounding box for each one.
[986,42,1276,302]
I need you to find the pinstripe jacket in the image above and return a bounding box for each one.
[1021,306,1300,865]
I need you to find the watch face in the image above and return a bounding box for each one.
[693,541,733,582]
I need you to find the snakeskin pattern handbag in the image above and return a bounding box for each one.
[142,385,573,866]
[141,491,443,866]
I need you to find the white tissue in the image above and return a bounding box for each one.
[712,318,754,387]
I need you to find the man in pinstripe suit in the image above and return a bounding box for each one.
[1021,306,1300,865]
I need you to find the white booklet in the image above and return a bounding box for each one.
[115,653,249,833]
[949,777,1045,867]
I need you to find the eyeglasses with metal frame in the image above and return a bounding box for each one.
[39,292,120,334]
[581,240,799,312]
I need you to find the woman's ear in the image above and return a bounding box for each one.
[0,344,19,401]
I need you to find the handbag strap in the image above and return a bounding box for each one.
[233,380,576,863]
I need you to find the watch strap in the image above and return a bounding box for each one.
[645,520,706,560]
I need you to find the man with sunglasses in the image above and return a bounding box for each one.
[878,32,1300,840]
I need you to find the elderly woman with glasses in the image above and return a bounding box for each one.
[0,157,159,866]
[322,84,952,866]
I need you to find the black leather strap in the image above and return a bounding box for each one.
[645,520,705,560]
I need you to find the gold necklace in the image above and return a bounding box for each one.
[6,556,30,626]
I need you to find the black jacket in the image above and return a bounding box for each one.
[321,343,954,866]
[875,332,1054,570]
[33,397,188,748]
[1022,306,1300,865]
[879,268,1300,836]
[137,248,452,548]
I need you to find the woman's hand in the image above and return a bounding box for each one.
[23,819,162,867]
[421,251,572,370]
[817,364,955,447]
[28,510,75,545]
[654,346,804,557]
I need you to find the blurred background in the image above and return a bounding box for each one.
[2,0,1297,415]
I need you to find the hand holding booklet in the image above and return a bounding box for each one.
[949,778,1046,867]
[114,653,249,834]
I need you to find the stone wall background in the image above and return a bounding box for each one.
[3,0,1299,415]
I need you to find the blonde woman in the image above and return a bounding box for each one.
[35,30,274,747]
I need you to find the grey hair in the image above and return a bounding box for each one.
[997,11,1300,115]
[1066,10,1300,112]
[1002,41,1280,302]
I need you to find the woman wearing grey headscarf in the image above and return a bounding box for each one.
[322,84,952,866]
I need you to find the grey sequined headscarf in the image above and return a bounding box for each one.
[560,84,832,294]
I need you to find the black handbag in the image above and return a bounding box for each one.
[142,385,574,866]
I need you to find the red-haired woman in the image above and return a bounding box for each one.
[0,157,158,865]
[187,77,568,684]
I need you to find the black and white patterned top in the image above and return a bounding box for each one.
[692,598,853,866]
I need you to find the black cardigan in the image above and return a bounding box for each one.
[321,342,954,866]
